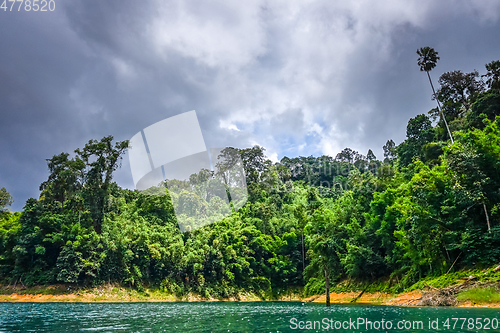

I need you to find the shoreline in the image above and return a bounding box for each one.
[1,285,499,307]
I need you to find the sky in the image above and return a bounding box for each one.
[1,0,500,211]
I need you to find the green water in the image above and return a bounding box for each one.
[0,302,499,332]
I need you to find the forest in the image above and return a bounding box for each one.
[1,49,500,299]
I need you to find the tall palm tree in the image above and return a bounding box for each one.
[417,46,454,143]
[419,48,492,233]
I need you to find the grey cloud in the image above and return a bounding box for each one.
[1,0,500,210]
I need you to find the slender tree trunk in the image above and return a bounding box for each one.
[483,202,491,233]
[446,252,462,274]
[351,284,370,303]
[427,71,454,144]
[324,268,330,307]
[302,232,305,272]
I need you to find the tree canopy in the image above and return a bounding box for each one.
[1,56,500,300]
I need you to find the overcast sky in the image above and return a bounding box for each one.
[1,0,500,210]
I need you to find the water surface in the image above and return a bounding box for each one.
[0,302,499,332]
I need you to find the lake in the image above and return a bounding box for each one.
[0,302,499,332]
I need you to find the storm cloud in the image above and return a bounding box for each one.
[1,0,500,210]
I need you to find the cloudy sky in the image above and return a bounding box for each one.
[1,0,500,210]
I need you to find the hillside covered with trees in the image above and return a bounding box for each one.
[1,51,500,299]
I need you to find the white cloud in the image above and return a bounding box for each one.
[145,0,500,160]
[219,119,240,132]
[147,0,267,69]
[267,151,279,163]
[67,0,500,162]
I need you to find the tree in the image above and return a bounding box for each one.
[466,90,500,129]
[214,147,241,186]
[336,148,361,163]
[391,162,456,280]
[434,70,484,119]
[305,207,342,307]
[40,136,129,234]
[367,149,376,162]
[398,114,434,167]
[40,153,85,203]
[406,114,433,143]
[417,46,454,143]
[0,188,13,212]
[383,140,397,164]
[445,117,500,233]
[292,192,308,274]
[238,146,269,184]
[483,60,500,90]
[0,187,18,279]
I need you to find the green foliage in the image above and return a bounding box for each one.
[0,188,14,212]
[466,90,500,129]
[2,59,500,297]
[417,46,439,72]
[435,70,484,118]
[408,271,473,291]
[457,287,500,303]
[483,60,500,91]
[398,114,434,167]
[383,139,397,164]
[0,210,21,278]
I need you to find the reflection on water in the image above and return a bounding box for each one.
[0,302,499,332]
